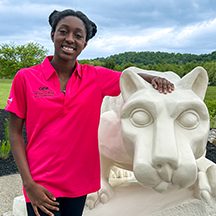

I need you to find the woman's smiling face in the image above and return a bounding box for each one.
[51,15,87,62]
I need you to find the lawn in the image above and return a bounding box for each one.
[0,79,12,109]
[205,86,216,101]
[0,80,216,109]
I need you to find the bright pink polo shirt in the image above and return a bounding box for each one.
[5,56,121,202]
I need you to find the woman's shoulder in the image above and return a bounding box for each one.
[16,63,42,77]
[78,63,98,76]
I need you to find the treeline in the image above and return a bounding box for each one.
[94,51,216,65]
[1,42,216,86]
[79,51,216,85]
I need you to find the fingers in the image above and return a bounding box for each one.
[168,83,175,93]
[152,77,174,94]
[161,78,168,94]
[31,188,59,216]
[33,205,41,216]
[33,204,55,216]
[32,199,59,216]
[42,190,59,211]
[45,189,57,202]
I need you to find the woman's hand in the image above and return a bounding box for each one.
[138,73,174,94]
[25,181,59,216]
[151,76,175,94]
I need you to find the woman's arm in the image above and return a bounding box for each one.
[138,73,174,94]
[9,112,59,216]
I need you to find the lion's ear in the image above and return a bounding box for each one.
[120,67,150,101]
[176,67,208,100]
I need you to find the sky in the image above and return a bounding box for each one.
[1,0,216,60]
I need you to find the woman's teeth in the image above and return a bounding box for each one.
[63,46,74,51]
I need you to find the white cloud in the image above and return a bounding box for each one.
[1,0,216,59]
[79,16,216,59]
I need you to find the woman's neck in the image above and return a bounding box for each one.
[50,55,77,93]
[51,56,76,78]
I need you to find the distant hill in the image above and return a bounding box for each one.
[93,51,216,66]
[79,51,216,86]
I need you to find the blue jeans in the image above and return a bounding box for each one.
[26,195,87,216]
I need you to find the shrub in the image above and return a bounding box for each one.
[0,140,11,159]
[0,118,11,159]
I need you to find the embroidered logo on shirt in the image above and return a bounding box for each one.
[34,87,55,98]
[8,98,13,103]
[7,98,13,105]
[39,87,49,91]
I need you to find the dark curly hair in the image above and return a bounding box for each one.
[49,9,97,42]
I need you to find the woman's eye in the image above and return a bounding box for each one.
[130,109,153,127]
[177,110,199,129]
[59,30,67,34]
[75,34,83,39]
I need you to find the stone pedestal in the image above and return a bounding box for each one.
[83,178,216,216]
[13,195,27,216]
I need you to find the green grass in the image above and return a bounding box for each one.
[204,86,216,101]
[0,79,12,109]
[0,79,216,108]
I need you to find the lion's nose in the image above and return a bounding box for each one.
[152,120,180,181]
[155,163,173,182]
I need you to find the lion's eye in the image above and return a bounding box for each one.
[130,109,153,127]
[177,110,199,129]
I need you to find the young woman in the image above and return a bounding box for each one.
[5,9,174,216]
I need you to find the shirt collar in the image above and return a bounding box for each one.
[42,56,56,80]
[42,56,82,80]
[75,61,82,78]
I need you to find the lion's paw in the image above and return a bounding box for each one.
[195,163,216,204]
[86,192,100,210]
[86,183,114,209]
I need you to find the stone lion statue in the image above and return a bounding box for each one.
[85,66,216,216]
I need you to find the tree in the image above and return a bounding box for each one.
[0,42,48,79]
[104,59,116,70]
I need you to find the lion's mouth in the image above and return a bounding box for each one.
[153,181,171,193]
[134,162,197,193]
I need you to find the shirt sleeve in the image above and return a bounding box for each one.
[4,70,27,119]
[95,66,122,97]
